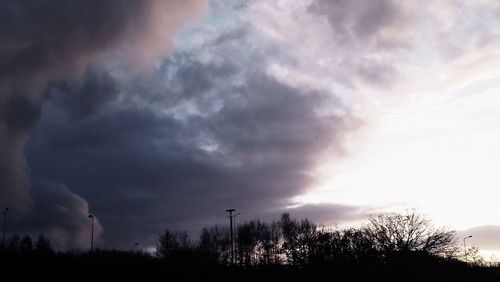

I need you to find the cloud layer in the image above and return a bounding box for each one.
[8,179,103,250]
[3,0,500,251]
[0,0,207,248]
[26,47,360,247]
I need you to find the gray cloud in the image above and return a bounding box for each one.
[296,0,412,89]
[310,0,500,62]
[308,0,404,41]
[457,226,500,251]
[0,0,208,250]
[284,203,372,226]
[7,179,103,251]
[2,0,431,250]
[49,68,119,120]
[24,32,364,247]
[0,0,207,210]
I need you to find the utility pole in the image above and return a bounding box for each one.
[226,209,235,265]
[88,214,95,252]
[2,207,9,248]
[226,209,241,265]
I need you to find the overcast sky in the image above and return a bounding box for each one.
[1,0,500,258]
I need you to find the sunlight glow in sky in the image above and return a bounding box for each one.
[295,47,500,258]
[177,0,500,257]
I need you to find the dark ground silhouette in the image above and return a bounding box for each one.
[1,212,499,281]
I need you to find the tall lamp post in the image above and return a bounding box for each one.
[464,235,472,264]
[88,213,94,252]
[226,209,241,266]
[2,207,9,248]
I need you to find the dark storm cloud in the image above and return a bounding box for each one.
[49,68,119,119]
[0,0,141,77]
[0,0,207,209]
[25,47,363,247]
[0,0,140,208]
[7,179,103,251]
[4,0,374,250]
[0,0,207,248]
[1,96,41,133]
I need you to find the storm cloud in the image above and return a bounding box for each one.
[0,0,207,248]
[7,179,103,251]
[20,0,369,247]
[26,49,361,247]
[6,0,499,252]
[0,0,207,208]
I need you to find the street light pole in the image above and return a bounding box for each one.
[464,235,472,264]
[226,209,235,265]
[88,214,94,252]
[2,207,9,248]
[226,209,241,265]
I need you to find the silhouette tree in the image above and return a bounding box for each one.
[342,227,379,265]
[280,213,317,265]
[177,231,192,249]
[366,211,458,257]
[198,225,231,265]
[19,235,33,254]
[464,245,485,266]
[7,235,21,253]
[236,220,261,266]
[258,220,282,265]
[35,234,53,255]
[157,229,180,260]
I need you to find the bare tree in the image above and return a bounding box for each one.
[366,211,458,256]
[156,229,180,259]
[280,213,318,265]
[177,231,192,249]
[199,225,231,265]
[236,220,260,266]
[258,220,282,265]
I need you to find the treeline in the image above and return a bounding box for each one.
[1,212,498,281]
[157,212,465,267]
[1,234,54,255]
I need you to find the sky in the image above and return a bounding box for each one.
[1,0,500,259]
